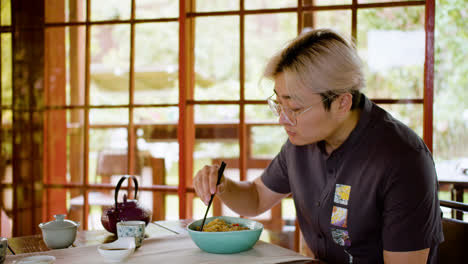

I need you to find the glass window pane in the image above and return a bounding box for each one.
[45,109,84,184]
[193,140,239,176]
[135,108,179,186]
[90,25,130,105]
[305,0,351,5]
[165,195,179,220]
[45,0,87,23]
[196,0,239,12]
[135,23,179,104]
[67,189,84,229]
[67,109,85,184]
[246,104,277,123]
[194,16,239,100]
[193,196,212,219]
[90,108,128,125]
[91,0,131,21]
[304,10,352,37]
[359,0,414,3]
[1,33,12,106]
[89,128,128,184]
[251,126,286,158]
[245,13,297,100]
[86,190,114,230]
[378,103,423,137]
[68,26,86,106]
[357,6,425,99]
[139,191,171,222]
[246,0,296,10]
[193,105,240,219]
[45,27,67,107]
[45,27,86,107]
[195,105,239,123]
[193,140,239,217]
[135,0,178,19]
[433,0,468,166]
[1,110,12,177]
[134,107,178,124]
[1,0,11,26]
[282,198,296,221]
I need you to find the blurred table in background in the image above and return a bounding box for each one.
[438,171,468,220]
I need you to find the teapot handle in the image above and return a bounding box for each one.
[114,175,139,206]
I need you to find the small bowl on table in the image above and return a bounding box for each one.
[187,216,263,254]
[97,237,136,263]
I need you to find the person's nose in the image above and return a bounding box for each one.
[278,111,294,126]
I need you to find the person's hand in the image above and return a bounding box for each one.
[194,164,227,205]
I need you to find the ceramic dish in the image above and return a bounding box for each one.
[187,216,263,254]
[97,237,136,263]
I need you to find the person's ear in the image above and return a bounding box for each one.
[338,93,353,112]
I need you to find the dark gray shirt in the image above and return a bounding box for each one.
[261,95,444,264]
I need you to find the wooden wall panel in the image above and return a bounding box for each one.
[11,0,45,236]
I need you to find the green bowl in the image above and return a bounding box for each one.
[187,216,263,254]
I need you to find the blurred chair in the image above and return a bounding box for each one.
[438,199,468,263]
[96,149,142,186]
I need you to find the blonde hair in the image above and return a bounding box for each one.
[263,29,365,105]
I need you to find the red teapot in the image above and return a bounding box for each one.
[101,175,152,234]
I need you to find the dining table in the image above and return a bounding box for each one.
[5,219,321,263]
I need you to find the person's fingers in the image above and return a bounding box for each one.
[208,165,219,195]
[194,166,209,203]
[217,175,227,194]
[193,170,204,202]
[196,165,211,205]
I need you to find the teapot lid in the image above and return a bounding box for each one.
[39,214,80,230]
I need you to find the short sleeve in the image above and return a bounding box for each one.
[261,141,291,194]
[382,148,443,251]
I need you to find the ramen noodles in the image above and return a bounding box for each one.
[197,218,249,232]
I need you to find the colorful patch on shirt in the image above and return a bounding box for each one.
[331,228,351,247]
[331,206,348,228]
[334,184,351,205]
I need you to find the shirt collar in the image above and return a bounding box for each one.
[317,93,373,158]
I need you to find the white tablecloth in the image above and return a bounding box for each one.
[6,234,313,264]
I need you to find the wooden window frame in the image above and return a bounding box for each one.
[0,0,434,236]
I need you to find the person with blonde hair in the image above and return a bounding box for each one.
[194,29,443,263]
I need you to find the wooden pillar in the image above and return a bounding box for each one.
[423,0,435,152]
[43,0,67,221]
[178,0,195,219]
[11,0,45,236]
[68,0,86,204]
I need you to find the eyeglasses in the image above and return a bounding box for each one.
[267,94,326,126]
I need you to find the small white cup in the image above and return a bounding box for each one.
[116,221,145,248]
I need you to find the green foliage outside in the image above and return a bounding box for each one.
[433,0,468,161]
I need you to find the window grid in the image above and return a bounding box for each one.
[0,0,433,234]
